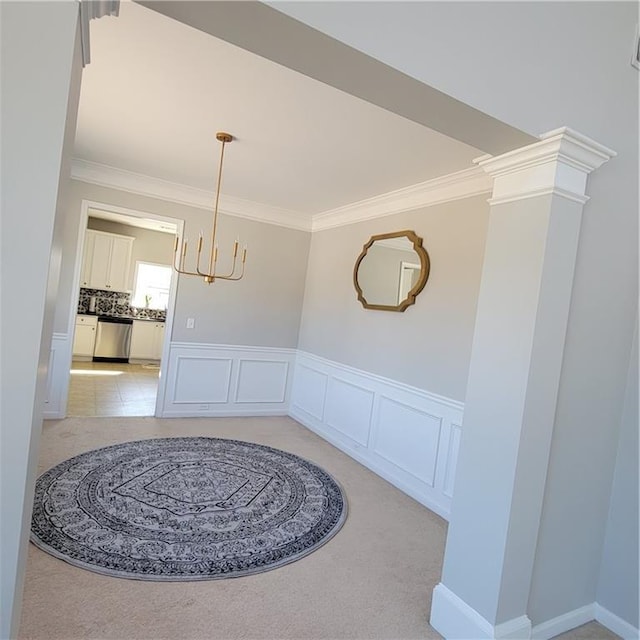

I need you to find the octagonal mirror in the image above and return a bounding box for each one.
[353,230,430,312]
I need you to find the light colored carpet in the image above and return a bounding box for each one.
[18,416,621,640]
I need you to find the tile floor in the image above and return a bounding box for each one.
[67,360,160,416]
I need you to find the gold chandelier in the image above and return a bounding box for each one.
[173,132,246,284]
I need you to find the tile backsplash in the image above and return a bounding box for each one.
[78,288,167,321]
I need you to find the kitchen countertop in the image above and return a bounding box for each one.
[78,313,165,323]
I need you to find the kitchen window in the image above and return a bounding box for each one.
[132,261,171,310]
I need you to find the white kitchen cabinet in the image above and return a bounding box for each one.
[129,320,165,361]
[80,230,134,292]
[72,315,98,359]
[79,231,95,288]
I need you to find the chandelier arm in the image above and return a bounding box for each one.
[215,253,239,279]
[173,237,202,277]
[195,244,211,278]
[214,271,244,282]
[214,260,245,281]
[173,236,182,272]
[180,238,189,272]
[174,262,203,277]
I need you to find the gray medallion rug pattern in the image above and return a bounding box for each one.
[31,437,347,580]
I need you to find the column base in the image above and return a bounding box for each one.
[430,583,532,639]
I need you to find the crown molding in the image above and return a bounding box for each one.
[71,159,312,231]
[311,167,493,232]
[71,159,493,234]
[79,0,120,67]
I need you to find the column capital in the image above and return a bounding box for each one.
[474,127,616,205]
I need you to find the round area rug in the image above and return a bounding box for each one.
[31,437,347,580]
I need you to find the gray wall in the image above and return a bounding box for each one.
[171,214,310,346]
[55,180,311,348]
[299,195,490,402]
[597,317,639,628]
[58,183,488,393]
[273,0,638,627]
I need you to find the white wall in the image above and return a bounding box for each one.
[270,1,639,629]
[0,2,82,637]
[299,195,490,402]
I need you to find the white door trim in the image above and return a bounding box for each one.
[54,199,184,418]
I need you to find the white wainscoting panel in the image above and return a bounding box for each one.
[161,343,296,417]
[325,377,374,447]
[290,364,328,421]
[373,396,441,487]
[173,357,232,404]
[235,360,289,404]
[43,333,71,419]
[289,351,465,519]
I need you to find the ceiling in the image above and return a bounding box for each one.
[75,0,484,225]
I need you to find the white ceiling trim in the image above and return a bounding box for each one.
[71,158,493,234]
[71,159,312,231]
[311,167,493,232]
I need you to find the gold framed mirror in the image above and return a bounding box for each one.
[353,230,430,312]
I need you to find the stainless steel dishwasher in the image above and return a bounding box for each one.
[93,316,133,362]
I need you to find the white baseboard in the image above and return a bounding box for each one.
[162,407,289,418]
[431,585,639,640]
[528,602,638,640]
[595,603,640,640]
[531,604,595,640]
[430,583,532,639]
[290,351,464,520]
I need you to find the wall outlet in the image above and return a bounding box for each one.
[186,318,195,329]
[198,404,209,411]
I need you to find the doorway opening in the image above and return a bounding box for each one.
[67,201,181,417]
[398,261,421,304]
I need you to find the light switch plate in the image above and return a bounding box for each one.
[186,318,195,329]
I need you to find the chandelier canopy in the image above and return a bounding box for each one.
[173,132,246,284]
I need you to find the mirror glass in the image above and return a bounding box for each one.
[353,230,430,312]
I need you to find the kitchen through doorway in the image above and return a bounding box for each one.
[67,202,181,418]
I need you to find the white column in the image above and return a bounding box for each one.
[0,3,82,638]
[430,128,615,639]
